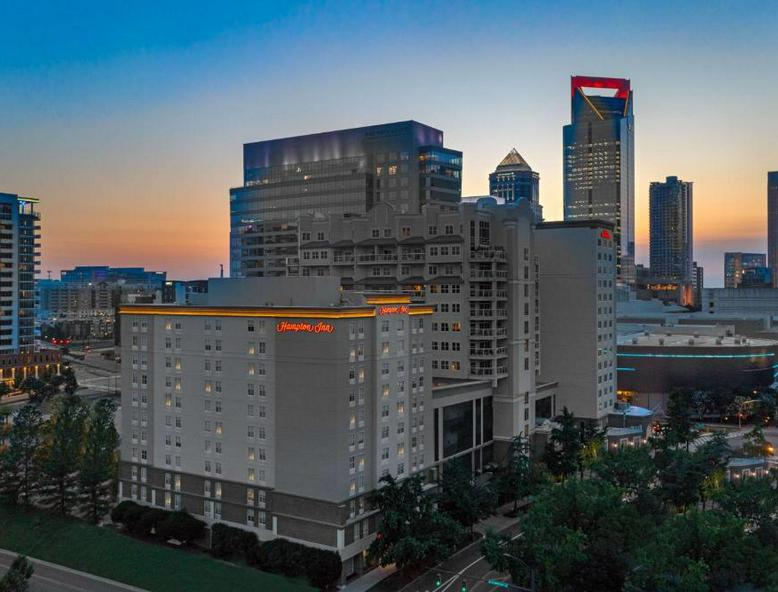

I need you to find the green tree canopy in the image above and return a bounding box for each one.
[368,474,465,572]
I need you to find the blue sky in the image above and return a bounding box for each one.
[1,0,777,284]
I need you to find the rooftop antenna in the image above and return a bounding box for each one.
[219,264,224,278]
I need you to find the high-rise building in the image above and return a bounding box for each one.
[0,193,40,353]
[768,172,778,287]
[536,221,618,420]
[724,252,767,288]
[563,76,635,285]
[230,121,462,278]
[692,261,704,305]
[118,278,442,578]
[488,148,541,221]
[296,197,618,427]
[649,176,693,283]
[0,192,60,383]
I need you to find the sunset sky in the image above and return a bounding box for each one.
[1,1,776,286]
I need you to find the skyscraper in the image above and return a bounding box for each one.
[488,148,541,221]
[0,192,40,353]
[563,76,635,285]
[724,252,766,288]
[230,121,462,278]
[649,176,693,283]
[768,172,778,287]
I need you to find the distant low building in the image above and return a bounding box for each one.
[39,266,168,340]
[724,252,766,288]
[617,323,778,408]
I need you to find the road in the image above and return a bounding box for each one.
[0,550,146,592]
[401,522,527,592]
[0,352,120,410]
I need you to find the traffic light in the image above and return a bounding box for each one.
[460,580,467,592]
[434,574,442,587]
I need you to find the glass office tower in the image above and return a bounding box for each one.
[488,148,541,222]
[768,172,778,287]
[0,193,40,352]
[724,252,767,288]
[563,76,635,285]
[230,121,462,277]
[649,176,693,283]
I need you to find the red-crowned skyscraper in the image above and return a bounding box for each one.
[563,76,635,286]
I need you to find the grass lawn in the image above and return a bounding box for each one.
[0,504,315,592]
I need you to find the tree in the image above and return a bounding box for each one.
[753,390,777,426]
[437,458,496,535]
[497,434,533,512]
[727,395,749,428]
[655,433,729,512]
[590,445,657,498]
[742,425,769,457]
[368,474,465,572]
[664,389,699,449]
[79,399,120,522]
[0,555,34,592]
[714,475,778,548]
[544,408,581,480]
[61,367,79,396]
[38,395,88,514]
[577,422,606,479]
[0,405,43,506]
[483,479,651,592]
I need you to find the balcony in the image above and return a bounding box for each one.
[400,252,425,261]
[470,365,509,378]
[469,327,507,338]
[469,249,507,261]
[469,308,508,319]
[357,254,398,263]
[469,346,507,358]
[333,255,355,265]
[469,269,508,280]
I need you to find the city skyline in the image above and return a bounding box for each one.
[1,1,777,285]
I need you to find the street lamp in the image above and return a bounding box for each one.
[502,553,536,592]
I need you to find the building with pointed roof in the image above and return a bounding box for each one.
[488,148,541,221]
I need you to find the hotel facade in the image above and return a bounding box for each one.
[119,278,494,575]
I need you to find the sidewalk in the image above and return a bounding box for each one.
[340,564,397,592]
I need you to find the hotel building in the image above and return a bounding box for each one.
[118,278,499,576]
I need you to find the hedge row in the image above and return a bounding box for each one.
[210,523,341,590]
[111,504,341,589]
[111,501,206,543]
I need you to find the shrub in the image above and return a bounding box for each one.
[254,538,341,590]
[120,503,150,536]
[110,500,138,524]
[156,510,206,543]
[211,523,259,561]
[135,508,168,538]
[306,549,342,590]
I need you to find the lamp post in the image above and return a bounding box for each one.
[503,553,536,592]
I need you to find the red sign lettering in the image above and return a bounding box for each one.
[276,320,335,334]
[600,230,612,240]
[379,305,409,315]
